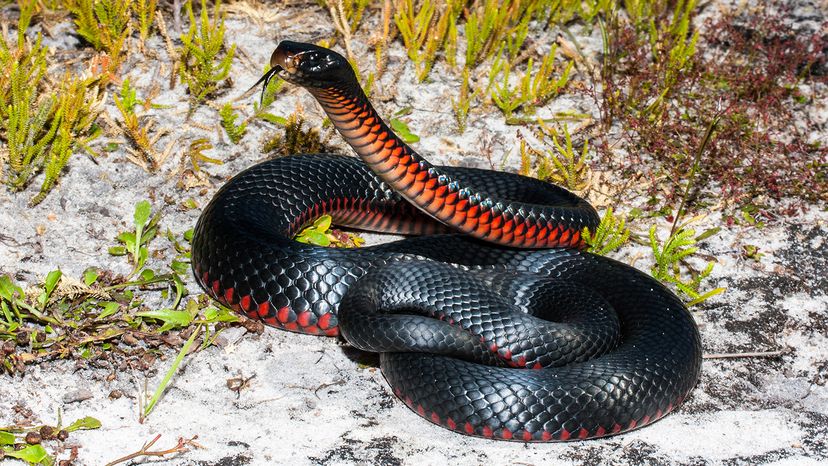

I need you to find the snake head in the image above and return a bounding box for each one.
[258,41,356,97]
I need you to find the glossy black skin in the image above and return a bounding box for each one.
[191,154,703,441]
[270,41,356,87]
[252,41,358,102]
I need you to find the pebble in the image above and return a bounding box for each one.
[62,388,93,403]
[213,326,248,348]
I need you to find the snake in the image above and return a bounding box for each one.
[191,41,702,441]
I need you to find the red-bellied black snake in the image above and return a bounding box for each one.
[191,41,701,441]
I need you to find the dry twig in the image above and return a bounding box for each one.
[105,434,199,466]
[703,350,788,359]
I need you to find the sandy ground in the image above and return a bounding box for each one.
[1,2,827,465]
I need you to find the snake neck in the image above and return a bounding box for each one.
[310,84,596,249]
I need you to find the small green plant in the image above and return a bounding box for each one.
[113,79,168,171]
[2,443,49,464]
[451,67,472,133]
[116,77,140,113]
[133,0,158,44]
[295,215,365,248]
[463,0,514,68]
[390,118,420,143]
[488,48,522,117]
[649,225,725,306]
[504,5,531,62]
[1,415,101,464]
[39,74,104,206]
[219,103,247,144]
[393,0,433,74]
[109,200,161,278]
[184,138,221,172]
[2,37,53,188]
[394,0,461,82]
[583,207,630,255]
[545,123,588,191]
[1,12,104,205]
[0,270,63,332]
[489,45,573,118]
[178,0,236,108]
[252,66,285,124]
[641,0,699,119]
[322,0,371,32]
[262,113,330,157]
[519,124,590,192]
[37,92,86,206]
[65,0,134,79]
[738,204,767,228]
[741,244,764,262]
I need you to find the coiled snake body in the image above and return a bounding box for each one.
[192,41,702,441]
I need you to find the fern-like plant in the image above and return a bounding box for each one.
[519,124,590,192]
[583,207,630,256]
[0,11,103,205]
[545,124,589,191]
[116,78,140,114]
[451,67,472,133]
[0,27,47,125]
[489,50,525,118]
[32,74,104,205]
[133,0,158,44]
[219,103,247,144]
[5,83,56,190]
[65,0,133,79]
[649,225,725,306]
[114,78,160,170]
[464,0,513,67]
[178,0,236,108]
[394,0,462,82]
[489,44,572,118]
